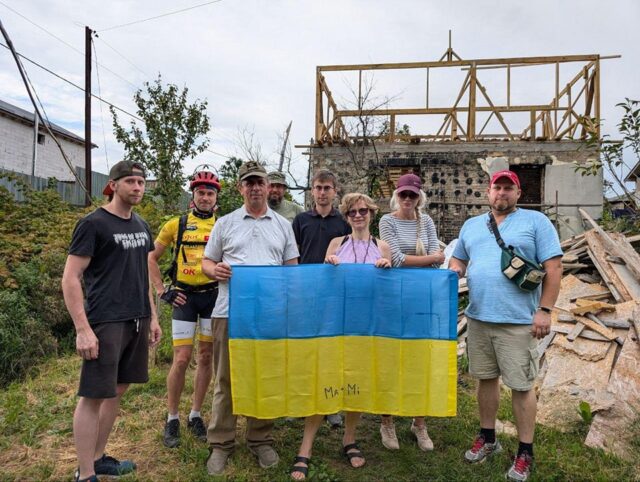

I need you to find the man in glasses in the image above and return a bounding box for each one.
[291,169,351,428]
[201,161,299,476]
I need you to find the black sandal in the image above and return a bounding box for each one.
[290,455,310,480]
[342,442,366,468]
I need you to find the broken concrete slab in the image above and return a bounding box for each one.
[584,311,640,461]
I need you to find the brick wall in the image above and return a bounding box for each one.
[0,115,85,182]
[309,141,600,242]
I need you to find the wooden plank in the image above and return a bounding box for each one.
[571,300,616,314]
[537,331,556,358]
[553,324,609,342]
[573,314,617,341]
[580,209,640,282]
[557,314,630,329]
[457,316,468,336]
[569,291,611,302]
[318,54,603,73]
[585,239,628,302]
[566,322,586,341]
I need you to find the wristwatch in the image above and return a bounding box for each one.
[537,306,552,314]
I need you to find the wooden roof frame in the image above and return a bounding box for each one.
[314,52,620,146]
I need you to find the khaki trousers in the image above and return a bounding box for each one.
[206,317,274,451]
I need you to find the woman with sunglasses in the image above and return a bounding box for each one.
[290,193,391,481]
[377,173,445,452]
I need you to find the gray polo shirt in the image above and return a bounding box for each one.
[204,205,299,318]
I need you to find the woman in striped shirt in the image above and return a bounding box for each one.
[378,173,445,452]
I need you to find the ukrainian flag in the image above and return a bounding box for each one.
[229,264,458,418]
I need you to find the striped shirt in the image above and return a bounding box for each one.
[378,213,440,267]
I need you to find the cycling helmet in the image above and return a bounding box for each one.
[190,171,221,191]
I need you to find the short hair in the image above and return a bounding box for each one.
[339,192,379,217]
[389,189,427,211]
[311,170,338,188]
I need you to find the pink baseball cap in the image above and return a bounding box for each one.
[396,173,422,194]
[490,170,520,188]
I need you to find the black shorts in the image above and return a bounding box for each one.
[172,289,218,322]
[78,318,150,399]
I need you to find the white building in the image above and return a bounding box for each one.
[0,99,94,182]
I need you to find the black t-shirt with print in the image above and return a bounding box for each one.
[68,207,154,323]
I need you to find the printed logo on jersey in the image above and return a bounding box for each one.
[186,224,198,231]
[113,232,149,249]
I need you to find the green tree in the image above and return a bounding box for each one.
[577,98,639,211]
[217,157,244,216]
[110,74,210,210]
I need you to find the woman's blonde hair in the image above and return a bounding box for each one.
[339,192,379,218]
[389,189,428,256]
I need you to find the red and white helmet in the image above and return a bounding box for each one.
[190,171,221,192]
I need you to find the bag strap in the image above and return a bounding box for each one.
[169,214,189,282]
[487,212,507,249]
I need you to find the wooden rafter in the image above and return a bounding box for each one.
[314,52,617,145]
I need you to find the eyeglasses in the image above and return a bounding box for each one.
[346,208,370,218]
[313,185,334,192]
[398,191,419,200]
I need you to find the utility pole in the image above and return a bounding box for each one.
[31,108,38,177]
[84,26,92,206]
[277,120,292,171]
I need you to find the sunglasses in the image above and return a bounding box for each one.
[346,208,370,218]
[398,191,419,200]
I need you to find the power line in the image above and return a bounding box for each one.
[0,17,88,195]
[0,41,142,122]
[98,0,224,32]
[92,37,110,170]
[95,35,148,77]
[0,2,139,88]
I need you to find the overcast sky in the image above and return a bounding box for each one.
[1,0,638,191]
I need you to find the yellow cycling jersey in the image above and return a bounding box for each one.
[156,211,215,286]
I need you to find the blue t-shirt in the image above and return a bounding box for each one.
[452,208,562,324]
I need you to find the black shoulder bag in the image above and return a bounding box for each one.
[487,212,546,292]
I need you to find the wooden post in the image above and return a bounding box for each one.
[507,63,511,108]
[84,26,92,206]
[594,57,601,139]
[467,63,476,140]
[315,69,323,142]
[530,109,536,140]
[389,114,396,142]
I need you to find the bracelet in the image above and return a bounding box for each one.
[537,306,552,314]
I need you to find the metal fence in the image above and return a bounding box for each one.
[0,167,190,208]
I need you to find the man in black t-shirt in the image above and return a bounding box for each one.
[291,169,350,429]
[62,161,161,482]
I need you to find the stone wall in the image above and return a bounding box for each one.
[309,141,602,242]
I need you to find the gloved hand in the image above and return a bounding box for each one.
[160,288,181,304]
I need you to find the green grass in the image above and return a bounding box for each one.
[1,357,638,482]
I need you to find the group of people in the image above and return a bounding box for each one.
[62,158,562,482]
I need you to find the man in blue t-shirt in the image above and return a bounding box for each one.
[450,170,562,482]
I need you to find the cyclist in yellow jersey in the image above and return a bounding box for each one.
[148,170,220,448]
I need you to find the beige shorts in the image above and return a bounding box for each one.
[466,317,539,391]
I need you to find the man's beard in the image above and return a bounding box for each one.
[268,197,282,208]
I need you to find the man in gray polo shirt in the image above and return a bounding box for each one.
[267,170,304,222]
[202,160,299,476]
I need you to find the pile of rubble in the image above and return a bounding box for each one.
[457,209,640,461]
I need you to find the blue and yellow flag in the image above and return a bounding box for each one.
[228,264,458,418]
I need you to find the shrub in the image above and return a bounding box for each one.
[0,290,57,385]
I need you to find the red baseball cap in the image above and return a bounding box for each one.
[396,173,422,194]
[103,184,114,196]
[490,170,520,188]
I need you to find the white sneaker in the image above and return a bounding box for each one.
[410,421,434,451]
[380,422,400,450]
